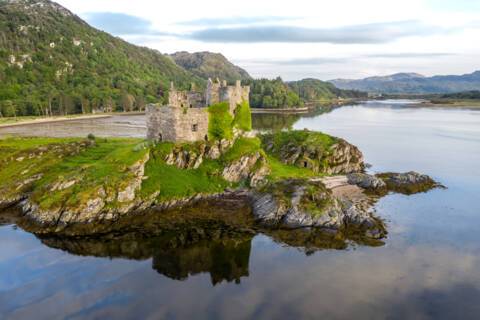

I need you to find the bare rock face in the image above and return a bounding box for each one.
[325,140,365,174]
[347,173,387,193]
[222,152,270,187]
[250,179,386,238]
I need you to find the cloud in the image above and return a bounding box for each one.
[187,21,441,44]
[237,57,346,66]
[83,12,170,36]
[237,53,454,68]
[178,16,299,27]
[364,52,457,58]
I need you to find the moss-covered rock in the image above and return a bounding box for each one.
[261,130,364,174]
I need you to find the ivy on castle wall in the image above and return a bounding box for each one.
[207,102,234,141]
[233,100,252,132]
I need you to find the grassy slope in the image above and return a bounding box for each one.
[0,131,336,211]
[31,138,147,210]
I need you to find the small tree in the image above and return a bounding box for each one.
[121,92,135,112]
[1,100,16,118]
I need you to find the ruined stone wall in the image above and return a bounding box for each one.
[220,82,250,113]
[146,104,209,142]
[206,80,221,106]
[168,90,204,109]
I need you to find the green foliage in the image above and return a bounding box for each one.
[246,77,303,108]
[440,90,480,99]
[288,78,367,102]
[0,1,204,117]
[208,102,233,141]
[0,100,16,117]
[233,100,252,131]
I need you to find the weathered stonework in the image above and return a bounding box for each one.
[146,105,209,142]
[146,79,250,142]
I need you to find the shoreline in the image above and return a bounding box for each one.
[0,111,149,128]
[410,101,480,110]
[0,114,112,128]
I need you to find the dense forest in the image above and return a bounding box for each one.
[288,78,367,102]
[247,77,304,108]
[0,0,203,117]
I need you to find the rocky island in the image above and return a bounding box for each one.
[0,80,443,250]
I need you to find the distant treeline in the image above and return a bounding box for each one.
[440,90,480,99]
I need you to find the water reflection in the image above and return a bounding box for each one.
[40,230,252,286]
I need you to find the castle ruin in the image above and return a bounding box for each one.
[146,78,250,142]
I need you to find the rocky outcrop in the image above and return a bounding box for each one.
[222,152,270,187]
[347,173,387,193]
[376,171,442,194]
[251,179,386,238]
[325,140,365,174]
[21,152,151,227]
[165,139,234,169]
[347,172,442,195]
[261,131,364,175]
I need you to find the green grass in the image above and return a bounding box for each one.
[0,137,85,200]
[264,130,337,154]
[141,143,230,201]
[266,155,316,181]
[221,137,261,164]
[30,138,146,210]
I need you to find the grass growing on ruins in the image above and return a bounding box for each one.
[233,100,252,132]
[208,102,234,140]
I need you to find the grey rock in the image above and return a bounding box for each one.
[347,173,387,191]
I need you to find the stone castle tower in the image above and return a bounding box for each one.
[146,79,250,142]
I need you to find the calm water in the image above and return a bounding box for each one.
[1,101,480,319]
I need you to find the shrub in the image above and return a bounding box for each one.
[87,133,95,140]
[208,102,233,141]
[233,100,252,131]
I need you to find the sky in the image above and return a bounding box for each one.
[55,0,480,81]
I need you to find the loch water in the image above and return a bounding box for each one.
[1,101,480,319]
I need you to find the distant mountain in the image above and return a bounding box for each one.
[0,0,202,116]
[330,71,480,94]
[170,51,252,83]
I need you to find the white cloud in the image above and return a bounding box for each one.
[56,0,480,80]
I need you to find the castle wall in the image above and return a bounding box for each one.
[146,104,209,142]
[169,90,204,109]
